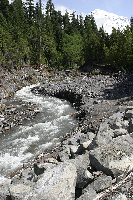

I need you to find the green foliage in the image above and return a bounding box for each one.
[0,0,133,71]
[0,0,10,19]
[83,15,99,64]
[130,17,133,34]
[106,27,133,70]
[62,33,84,68]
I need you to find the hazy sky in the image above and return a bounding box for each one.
[41,0,132,19]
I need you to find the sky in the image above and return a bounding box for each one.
[40,0,133,20]
[8,0,133,19]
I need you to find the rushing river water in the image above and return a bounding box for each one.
[0,84,78,185]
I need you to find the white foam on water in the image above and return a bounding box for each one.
[0,84,78,181]
[32,121,59,136]
[0,152,32,174]
[13,135,39,145]
[55,114,70,122]
[15,84,71,116]
[39,142,53,150]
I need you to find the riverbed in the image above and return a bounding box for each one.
[0,84,78,184]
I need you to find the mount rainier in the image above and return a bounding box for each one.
[89,9,130,34]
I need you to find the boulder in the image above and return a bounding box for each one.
[79,132,95,143]
[70,153,93,188]
[81,140,92,149]
[96,128,114,145]
[124,108,133,119]
[70,145,82,155]
[57,145,71,161]
[108,118,122,130]
[23,162,77,200]
[58,132,96,158]
[77,188,97,200]
[79,132,96,150]
[96,111,130,145]
[83,174,112,193]
[113,128,128,137]
[9,184,33,199]
[89,134,133,178]
[120,120,129,130]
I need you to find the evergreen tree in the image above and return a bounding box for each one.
[130,17,133,33]
[62,33,83,68]
[83,15,99,64]
[98,26,109,63]
[70,12,79,33]
[88,13,98,34]
[0,0,132,71]
[63,10,71,34]
[25,0,35,25]
[0,0,9,19]
[107,26,133,70]
[79,14,84,36]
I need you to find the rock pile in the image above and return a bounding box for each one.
[0,100,40,134]
[0,70,133,199]
[1,105,132,199]
[32,72,133,132]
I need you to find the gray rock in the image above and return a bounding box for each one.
[68,132,96,155]
[0,167,36,199]
[45,157,58,164]
[96,128,113,145]
[96,119,114,145]
[111,193,128,200]
[120,120,129,130]
[79,132,96,150]
[90,134,133,178]
[87,132,95,141]
[83,175,112,196]
[79,132,94,144]
[91,175,112,192]
[67,136,81,146]
[60,133,95,157]
[96,111,130,145]
[124,108,133,119]
[117,106,128,113]
[81,140,92,149]
[71,153,92,188]
[23,162,77,200]
[108,118,122,130]
[0,185,11,200]
[113,128,128,137]
[57,145,71,161]
[70,145,82,155]
[9,184,33,199]
[129,118,133,133]
[77,188,97,200]
[98,120,109,133]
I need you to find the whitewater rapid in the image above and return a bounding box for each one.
[0,84,78,185]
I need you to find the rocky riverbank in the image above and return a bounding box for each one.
[0,67,133,199]
[0,66,63,134]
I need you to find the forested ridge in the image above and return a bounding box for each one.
[0,0,133,71]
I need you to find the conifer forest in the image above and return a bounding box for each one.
[0,0,133,71]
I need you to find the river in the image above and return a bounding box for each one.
[0,84,78,185]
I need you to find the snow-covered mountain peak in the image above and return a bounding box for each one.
[90,9,130,34]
